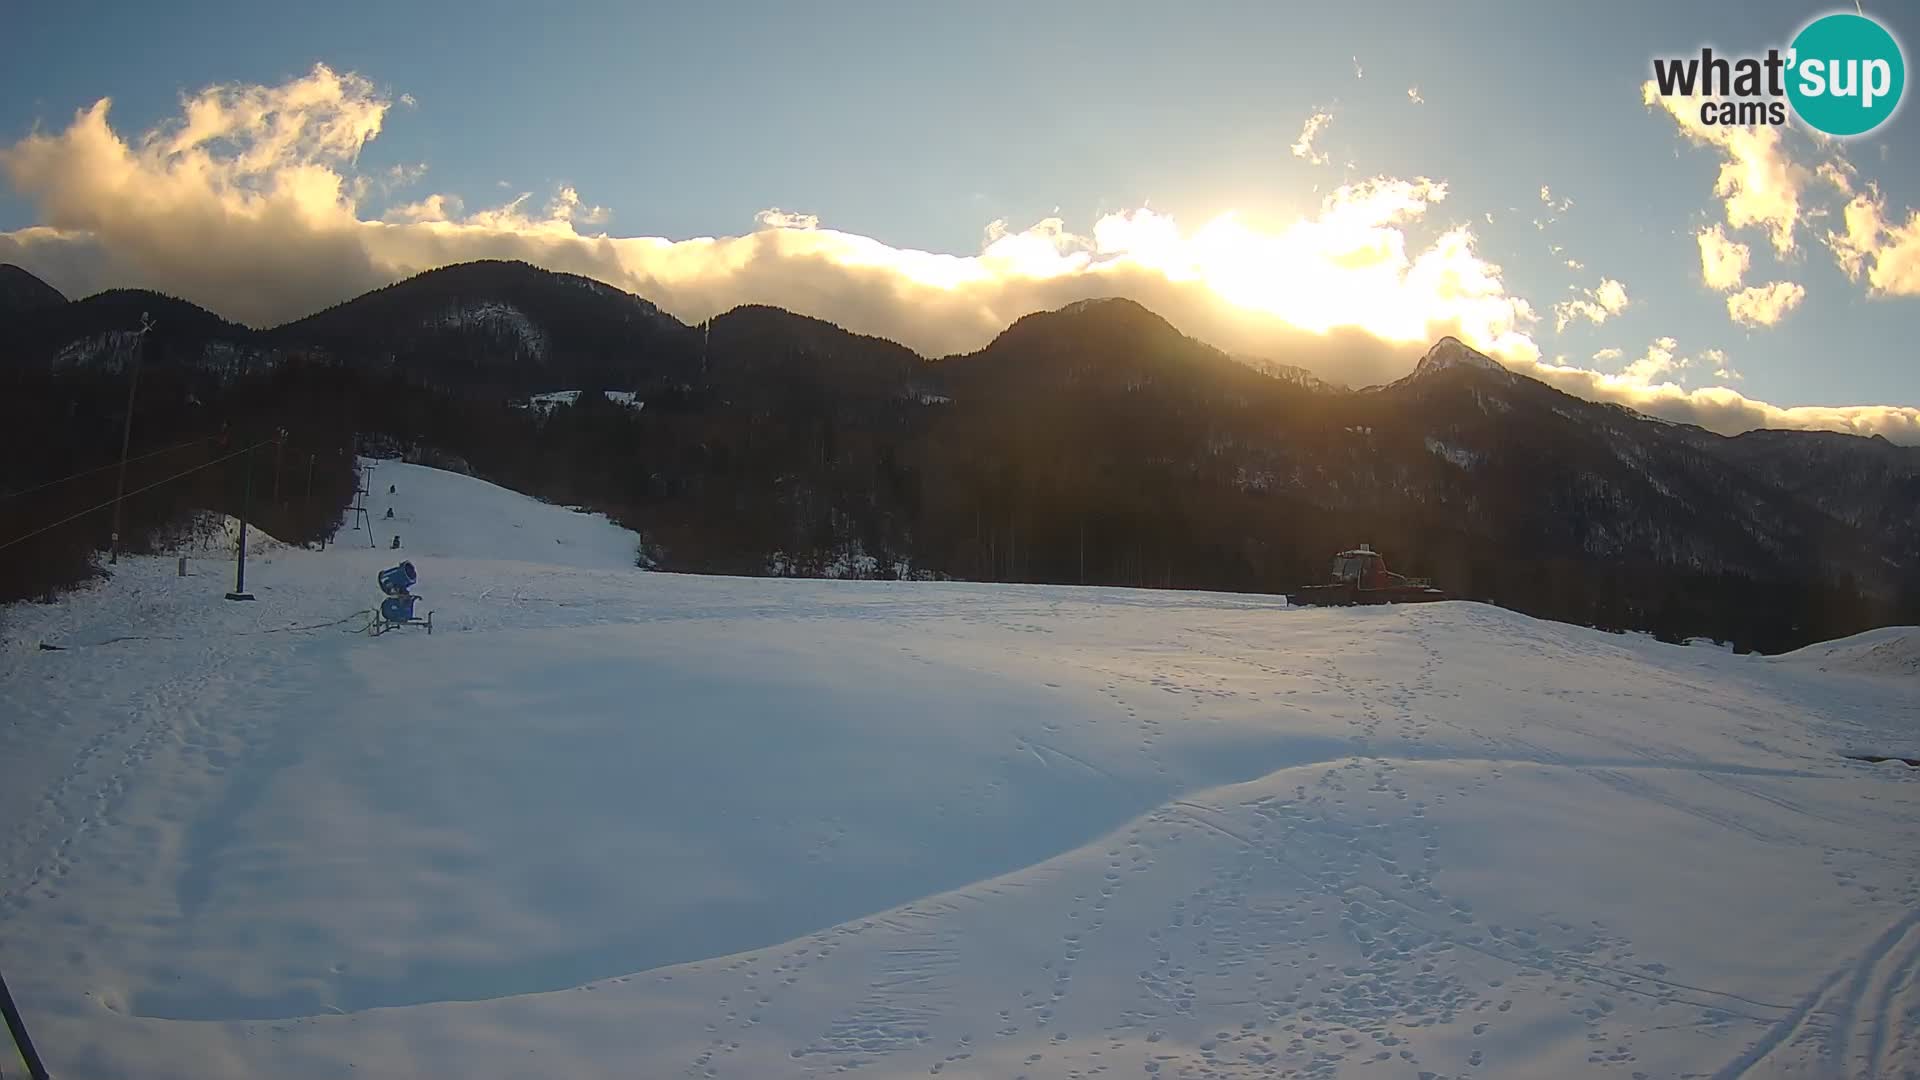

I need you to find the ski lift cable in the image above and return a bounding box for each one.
[0,438,275,554]
[0,435,213,501]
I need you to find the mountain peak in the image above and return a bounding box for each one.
[1414,336,1507,377]
[1055,296,1151,317]
[0,263,68,316]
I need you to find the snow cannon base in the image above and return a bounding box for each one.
[368,602,433,637]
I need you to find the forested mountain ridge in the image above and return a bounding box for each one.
[4,260,1915,650]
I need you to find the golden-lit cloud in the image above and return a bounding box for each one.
[1695,224,1750,291]
[1290,112,1332,167]
[1701,348,1740,381]
[1552,277,1628,332]
[1725,280,1806,327]
[1622,336,1681,384]
[1519,344,1919,441]
[1824,183,1920,296]
[1,64,1915,442]
[1642,80,1807,254]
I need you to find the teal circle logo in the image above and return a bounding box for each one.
[1787,12,1905,136]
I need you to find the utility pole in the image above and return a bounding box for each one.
[272,428,285,506]
[0,963,51,1080]
[107,313,155,564]
[225,444,256,601]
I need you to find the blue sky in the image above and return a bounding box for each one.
[2,0,1916,431]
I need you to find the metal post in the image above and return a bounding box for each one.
[306,453,320,550]
[107,313,154,565]
[0,964,51,1080]
[226,445,256,601]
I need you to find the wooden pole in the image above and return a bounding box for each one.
[107,314,153,564]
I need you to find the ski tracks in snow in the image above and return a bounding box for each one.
[1713,908,1920,1078]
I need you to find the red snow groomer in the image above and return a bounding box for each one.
[1288,544,1447,607]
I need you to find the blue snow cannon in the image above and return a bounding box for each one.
[380,594,419,623]
[377,561,417,597]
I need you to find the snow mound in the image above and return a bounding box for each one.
[349,457,639,569]
[1771,625,1920,680]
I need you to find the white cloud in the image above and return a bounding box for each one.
[1592,347,1623,363]
[1552,277,1629,332]
[754,208,820,231]
[383,193,459,223]
[385,162,428,187]
[1519,352,1917,441]
[1290,111,1332,167]
[1695,224,1750,292]
[1725,280,1806,327]
[1700,347,1740,380]
[1643,80,1808,254]
[1,64,1914,443]
[1406,87,1423,105]
[1824,183,1920,296]
[1351,56,1363,79]
[1620,336,1680,384]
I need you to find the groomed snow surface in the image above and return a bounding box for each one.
[2,460,1918,1080]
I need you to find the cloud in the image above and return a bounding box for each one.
[1695,224,1750,291]
[1725,280,1806,327]
[1552,277,1629,331]
[1518,351,1917,441]
[0,73,1535,386]
[2,64,1915,443]
[1538,186,1572,214]
[384,162,428,188]
[1407,87,1423,105]
[1817,160,1855,196]
[1591,347,1623,363]
[383,192,459,223]
[1700,347,1740,381]
[1290,112,1332,167]
[1642,80,1808,254]
[1351,56,1363,79]
[1621,335,1681,384]
[754,207,820,231]
[1824,183,1920,295]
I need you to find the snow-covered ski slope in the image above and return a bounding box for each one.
[2,460,1918,1080]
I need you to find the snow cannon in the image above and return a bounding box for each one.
[367,561,432,636]
[380,594,419,624]
[377,561,417,597]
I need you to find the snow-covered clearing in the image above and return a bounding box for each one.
[2,460,1917,1079]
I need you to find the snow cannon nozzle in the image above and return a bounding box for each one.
[377,561,418,597]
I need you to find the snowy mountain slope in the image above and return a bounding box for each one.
[1,462,1917,1079]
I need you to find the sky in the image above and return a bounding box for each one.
[2,0,1917,440]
